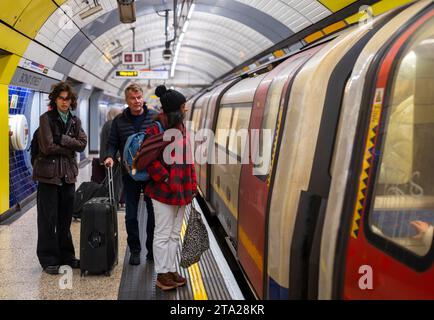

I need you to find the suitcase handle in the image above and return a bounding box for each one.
[106,166,115,206]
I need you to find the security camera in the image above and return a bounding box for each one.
[163,48,172,60]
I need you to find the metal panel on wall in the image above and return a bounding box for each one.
[10,68,61,93]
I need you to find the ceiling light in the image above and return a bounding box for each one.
[170,3,195,78]
[117,0,136,23]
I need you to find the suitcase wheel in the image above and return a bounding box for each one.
[80,271,86,277]
[105,271,111,277]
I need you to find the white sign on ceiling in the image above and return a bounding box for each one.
[122,52,145,65]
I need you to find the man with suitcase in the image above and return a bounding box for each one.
[104,83,157,265]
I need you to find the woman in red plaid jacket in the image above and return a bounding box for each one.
[139,85,197,291]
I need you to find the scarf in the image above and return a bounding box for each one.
[133,113,185,172]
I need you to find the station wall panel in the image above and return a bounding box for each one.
[0,85,9,214]
[8,86,36,208]
[318,0,358,12]
[0,0,32,27]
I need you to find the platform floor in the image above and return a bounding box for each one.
[118,198,243,300]
[0,160,243,300]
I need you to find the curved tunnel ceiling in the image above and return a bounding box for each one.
[30,0,340,97]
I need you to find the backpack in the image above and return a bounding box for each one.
[123,121,164,181]
[30,128,39,166]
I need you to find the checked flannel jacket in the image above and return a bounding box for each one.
[144,115,197,206]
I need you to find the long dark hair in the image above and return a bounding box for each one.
[48,82,78,110]
[166,110,185,129]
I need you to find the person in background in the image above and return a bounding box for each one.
[411,220,434,248]
[104,83,157,265]
[33,82,87,274]
[99,106,123,205]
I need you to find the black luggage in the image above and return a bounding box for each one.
[73,181,108,219]
[80,166,118,276]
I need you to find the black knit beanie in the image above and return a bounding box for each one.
[155,85,186,113]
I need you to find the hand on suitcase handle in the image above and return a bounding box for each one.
[104,157,114,168]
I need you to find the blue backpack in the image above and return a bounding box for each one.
[123,121,164,181]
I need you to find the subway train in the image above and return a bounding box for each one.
[185,0,434,299]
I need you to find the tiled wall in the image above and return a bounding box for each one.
[9,86,37,208]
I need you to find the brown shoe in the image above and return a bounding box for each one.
[156,273,177,291]
[170,271,187,287]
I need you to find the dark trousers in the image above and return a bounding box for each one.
[36,181,76,267]
[123,174,155,254]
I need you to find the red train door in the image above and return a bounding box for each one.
[340,8,434,299]
[237,47,322,298]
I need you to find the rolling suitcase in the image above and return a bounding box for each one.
[80,166,118,276]
[73,181,108,219]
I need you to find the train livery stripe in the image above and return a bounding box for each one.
[267,108,284,187]
[318,0,358,12]
[239,227,263,273]
[350,93,383,239]
[180,220,209,300]
[350,7,434,239]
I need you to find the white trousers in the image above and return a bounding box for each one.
[152,199,185,274]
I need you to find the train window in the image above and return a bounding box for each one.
[369,24,434,256]
[254,56,305,176]
[228,107,251,159]
[215,107,233,149]
[192,108,202,132]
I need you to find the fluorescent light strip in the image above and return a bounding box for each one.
[170,3,195,78]
[187,3,195,19]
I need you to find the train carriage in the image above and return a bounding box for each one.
[187,0,434,300]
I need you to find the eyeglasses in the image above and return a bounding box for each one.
[58,96,71,101]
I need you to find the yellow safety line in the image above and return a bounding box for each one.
[180,215,208,300]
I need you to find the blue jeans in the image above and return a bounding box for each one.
[122,174,155,254]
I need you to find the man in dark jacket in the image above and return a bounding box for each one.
[33,82,87,274]
[104,83,157,265]
[99,106,123,203]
